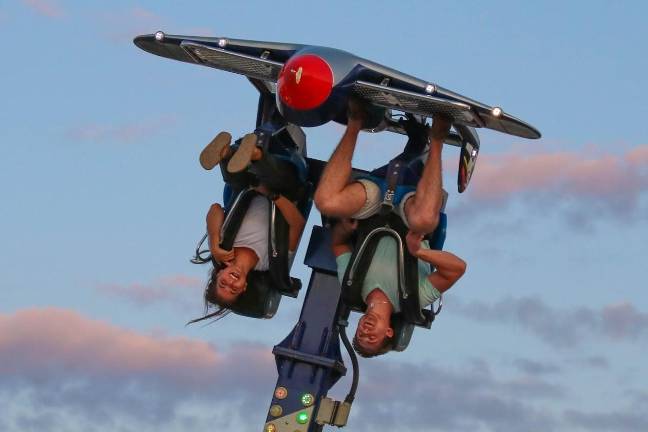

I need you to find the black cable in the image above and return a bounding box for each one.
[338,323,359,404]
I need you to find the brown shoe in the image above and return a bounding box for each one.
[199,131,232,170]
[227,133,258,173]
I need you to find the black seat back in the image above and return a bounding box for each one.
[229,271,282,319]
[390,314,415,352]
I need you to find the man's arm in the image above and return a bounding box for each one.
[313,99,367,217]
[416,248,466,293]
[406,230,465,293]
[206,203,235,263]
[273,195,306,251]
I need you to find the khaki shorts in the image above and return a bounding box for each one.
[350,179,448,228]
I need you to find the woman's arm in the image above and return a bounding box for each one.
[206,203,234,263]
[273,195,306,251]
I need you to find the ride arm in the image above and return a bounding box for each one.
[273,195,306,251]
[415,248,466,293]
[206,203,234,263]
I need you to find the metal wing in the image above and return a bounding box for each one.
[181,41,283,82]
[134,33,305,82]
[350,61,541,139]
[353,80,475,124]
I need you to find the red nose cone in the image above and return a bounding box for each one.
[277,54,333,111]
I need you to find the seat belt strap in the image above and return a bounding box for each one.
[380,159,403,216]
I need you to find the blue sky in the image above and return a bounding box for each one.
[1,1,647,431]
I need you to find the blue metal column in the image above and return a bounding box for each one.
[262,227,346,432]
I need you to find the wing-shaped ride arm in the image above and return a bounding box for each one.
[350,60,541,139]
[134,32,304,82]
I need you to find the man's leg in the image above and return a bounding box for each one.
[314,103,370,218]
[402,116,452,234]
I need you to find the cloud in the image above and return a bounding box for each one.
[513,358,561,375]
[354,358,563,432]
[564,409,648,432]
[601,302,648,338]
[0,307,219,380]
[580,356,609,370]
[451,296,648,348]
[0,307,571,432]
[66,115,177,144]
[625,388,648,404]
[0,307,274,431]
[5,307,644,432]
[21,0,64,18]
[453,144,648,225]
[97,274,203,312]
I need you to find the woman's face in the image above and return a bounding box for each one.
[215,264,247,305]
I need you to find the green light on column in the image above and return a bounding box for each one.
[296,411,309,424]
[300,393,314,407]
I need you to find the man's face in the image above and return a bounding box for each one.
[354,310,394,354]
[215,265,247,305]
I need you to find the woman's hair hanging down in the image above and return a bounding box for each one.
[186,265,232,326]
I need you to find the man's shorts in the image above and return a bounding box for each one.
[350,178,447,228]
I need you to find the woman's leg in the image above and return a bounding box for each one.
[250,151,302,199]
[219,155,256,194]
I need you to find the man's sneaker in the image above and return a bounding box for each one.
[199,131,232,170]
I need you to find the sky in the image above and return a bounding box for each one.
[1,1,647,431]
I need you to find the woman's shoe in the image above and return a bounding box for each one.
[199,131,232,170]
[227,133,258,173]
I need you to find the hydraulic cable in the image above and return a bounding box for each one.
[338,321,359,404]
